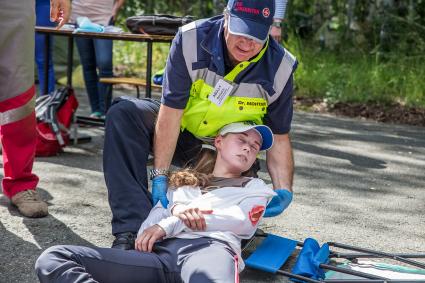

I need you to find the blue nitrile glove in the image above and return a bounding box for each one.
[152,68,165,85]
[152,175,169,208]
[75,17,105,33]
[264,189,293,218]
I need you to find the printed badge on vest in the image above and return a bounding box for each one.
[208,79,233,107]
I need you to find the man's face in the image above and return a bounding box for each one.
[224,25,264,65]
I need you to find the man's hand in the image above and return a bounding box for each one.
[271,25,282,42]
[135,225,166,252]
[152,175,169,208]
[177,207,213,231]
[50,0,71,29]
[264,189,293,217]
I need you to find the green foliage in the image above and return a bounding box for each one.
[113,41,170,79]
[288,40,425,107]
[110,0,425,108]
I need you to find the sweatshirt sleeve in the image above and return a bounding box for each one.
[137,204,170,237]
[203,196,269,238]
[157,215,187,238]
[166,186,202,216]
[157,196,268,239]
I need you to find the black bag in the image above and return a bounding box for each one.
[126,14,194,36]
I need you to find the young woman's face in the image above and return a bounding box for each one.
[215,129,262,175]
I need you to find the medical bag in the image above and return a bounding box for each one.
[126,14,194,35]
[35,87,79,157]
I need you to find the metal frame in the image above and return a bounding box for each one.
[244,231,425,283]
[35,26,174,128]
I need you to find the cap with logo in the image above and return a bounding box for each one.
[226,0,275,43]
[219,122,274,151]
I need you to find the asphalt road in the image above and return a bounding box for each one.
[1,90,424,283]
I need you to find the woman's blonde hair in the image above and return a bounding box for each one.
[169,147,216,188]
[168,141,260,188]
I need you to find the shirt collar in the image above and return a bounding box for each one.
[200,16,227,75]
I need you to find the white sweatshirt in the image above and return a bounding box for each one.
[137,178,276,271]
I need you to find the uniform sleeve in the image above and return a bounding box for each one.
[203,196,269,239]
[264,74,294,134]
[161,29,193,109]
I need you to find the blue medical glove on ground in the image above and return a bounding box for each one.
[264,189,293,217]
[152,175,169,208]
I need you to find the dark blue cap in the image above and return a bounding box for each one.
[227,0,275,43]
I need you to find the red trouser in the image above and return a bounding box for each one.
[0,1,38,198]
[0,86,39,198]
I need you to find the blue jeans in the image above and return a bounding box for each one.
[75,37,113,114]
[35,0,56,95]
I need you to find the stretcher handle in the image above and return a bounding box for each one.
[328,242,425,270]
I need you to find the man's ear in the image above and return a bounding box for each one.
[223,13,229,29]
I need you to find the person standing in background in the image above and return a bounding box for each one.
[271,0,288,42]
[35,0,57,95]
[70,0,125,119]
[0,0,70,218]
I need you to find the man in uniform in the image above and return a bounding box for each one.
[104,0,297,249]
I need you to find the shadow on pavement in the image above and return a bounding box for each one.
[0,188,95,283]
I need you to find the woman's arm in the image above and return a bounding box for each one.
[169,196,269,238]
[201,196,268,238]
[111,0,125,22]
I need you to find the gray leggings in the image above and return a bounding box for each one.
[35,237,239,283]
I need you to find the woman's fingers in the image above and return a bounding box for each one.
[135,235,142,251]
[200,209,213,214]
[191,208,203,230]
[136,233,148,252]
[141,232,152,252]
[147,234,159,253]
[178,213,190,228]
[178,208,212,231]
[50,0,58,22]
[50,0,71,29]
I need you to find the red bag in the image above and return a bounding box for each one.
[35,87,79,157]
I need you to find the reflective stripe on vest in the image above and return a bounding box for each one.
[180,22,295,138]
[0,95,35,126]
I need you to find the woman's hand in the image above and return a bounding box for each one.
[50,0,71,29]
[135,225,166,252]
[177,207,213,231]
[271,25,282,42]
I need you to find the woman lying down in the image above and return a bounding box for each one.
[36,122,277,283]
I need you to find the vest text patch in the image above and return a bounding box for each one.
[235,97,268,114]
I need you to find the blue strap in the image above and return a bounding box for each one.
[291,238,330,281]
[245,234,298,273]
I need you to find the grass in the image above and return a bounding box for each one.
[286,37,425,108]
[113,41,170,78]
[109,37,425,109]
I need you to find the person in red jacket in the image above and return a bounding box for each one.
[0,0,70,217]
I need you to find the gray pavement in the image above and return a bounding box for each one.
[1,89,424,283]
